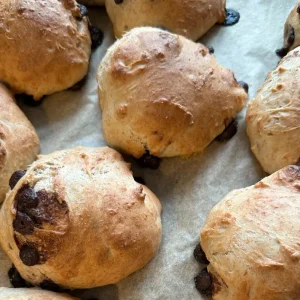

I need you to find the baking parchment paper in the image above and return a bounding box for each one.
[0,0,296,299]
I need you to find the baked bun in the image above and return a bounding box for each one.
[78,0,104,5]
[0,287,77,300]
[0,83,39,202]
[277,3,300,57]
[201,165,300,300]
[0,146,162,289]
[97,27,247,158]
[247,47,300,174]
[0,0,91,100]
[105,0,226,40]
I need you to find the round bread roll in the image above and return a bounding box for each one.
[97,27,247,158]
[277,2,300,57]
[247,47,300,174]
[0,147,162,289]
[0,287,78,300]
[0,0,91,100]
[0,83,39,202]
[201,165,300,300]
[78,0,104,5]
[105,0,226,40]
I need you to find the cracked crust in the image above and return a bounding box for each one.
[0,0,91,100]
[97,27,247,158]
[0,83,39,202]
[247,47,300,173]
[0,287,78,299]
[105,0,226,40]
[0,146,162,289]
[201,165,300,300]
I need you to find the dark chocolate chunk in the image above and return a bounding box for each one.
[8,265,29,288]
[89,26,104,49]
[78,4,88,18]
[13,212,35,235]
[40,280,61,292]
[15,94,44,107]
[238,81,249,93]
[287,26,295,46]
[276,47,289,58]
[207,46,214,54]
[69,76,87,91]
[15,185,38,212]
[137,151,161,169]
[134,177,146,185]
[193,243,209,264]
[222,9,240,26]
[216,120,238,142]
[115,0,123,4]
[298,4,300,14]
[9,170,26,190]
[194,268,213,295]
[19,244,40,266]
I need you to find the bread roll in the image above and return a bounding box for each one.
[201,165,300,300]
[247,47,300,174]
[105,0,226,40]
[0,147,162,289]
[0,0,91,100]
[78,0,104,5]
[0,287,78,300]
[0,83,39,202]
[97,27,247,158]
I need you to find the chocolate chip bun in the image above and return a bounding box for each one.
[0,287,78,300]
[277,3,300,57]
[247,47,300,174]
[0,0,91,100]
[97,27,247,159]
[201,165,300,300]
[0,83,39,202]
[78,0,104,5]
[0,147,162,289]
[105,0,226,40]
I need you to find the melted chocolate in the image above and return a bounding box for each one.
[216,120,238,142]
[276,25,295,58]
[89,25,104,49]
[137,151,161,169]
[207,46,214,54]
[222,9,240,26]
[19,244,40,266]
[15,185,38,212]
[194,268,213,295]
[193,243,209,264]
[13,212,35,235]
[9,170,26,190]
[8,265,31,288]
[115,0,123,4]
[238,81,249,93]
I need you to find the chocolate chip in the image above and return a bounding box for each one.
[287,26,295,46]
[298,4,300,14]
[69,76,87,91]
[238,81,249,93]
[15,185,38,212]
[13,212,35,235]
[276,47,289,58]
[15,94,44,107]
[216,120,238,142]
[19,244,40,266]
[8,265,30,288]
[134,177,146,184]
[9,170,26,190]
[222,9,240,26]
[115,0,123,4]
[78,4,88,18]
[194,268,213,295]
[193,243,209,264]
[137,151,161,169]
[207,46,214,54]
[40,280,61,292]
[89,25,104,49]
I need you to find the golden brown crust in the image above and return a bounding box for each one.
[105,0,226,40]
[97,27,247,158]
[0,288,78,300]
[201,165,300,300]
[0,0,91,100]
[0,146,162,289]
[0,83,39,201]
[78,0,104,5]
[246,47,300,174]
